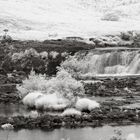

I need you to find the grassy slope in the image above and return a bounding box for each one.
[0,0,140,40]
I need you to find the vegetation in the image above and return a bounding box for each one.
[17,69,85,109]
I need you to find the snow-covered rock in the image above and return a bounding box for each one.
[23,91,43,107]
[61,108,81,116]
[75,98,100,111]
[35,93,68,110]
[1,123,14,130]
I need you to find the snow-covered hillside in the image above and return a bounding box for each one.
[0,0,140,40]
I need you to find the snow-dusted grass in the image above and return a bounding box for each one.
[75,98,100,111]
[61,108,81,116]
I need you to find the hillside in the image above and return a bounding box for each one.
[0,0,140,40]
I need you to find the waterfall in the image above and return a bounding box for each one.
[61,50,140,76]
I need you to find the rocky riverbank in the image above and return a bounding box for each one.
[84,77,140,96]
[0,102,140,130]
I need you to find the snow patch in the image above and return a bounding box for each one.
[35,93,68,110]
[75,98,100,111]
[23,91,43,107]
[1,123,14,130]
[61,108,81,116]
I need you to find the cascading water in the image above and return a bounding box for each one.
[61,50,140,76]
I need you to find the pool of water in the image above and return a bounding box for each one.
[1,125,140,140]
[0,103,29,117]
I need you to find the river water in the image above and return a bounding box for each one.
[1,125,140,140]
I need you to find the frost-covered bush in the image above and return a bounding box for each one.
[2,47,66,75]
[60,54,89,78]
[11,48,39,62]
[18,69,85,109]
[101,12,120,21]
[50,69,85,104]
[49,51,59,59]
[40,51,48,59]
[75,98,100,111]
[120,32,133,41]
[2,48,49,74]
[28,111,39,118]
[17,70,49,97]
[61,108,81,116]
[61,52,69,57]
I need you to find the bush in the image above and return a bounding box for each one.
[17,70,49,97]
[2,48,48,74]
[17,69,85,109]
[120,31,133,41]
[49,51,59,59]
[60,53,89,78]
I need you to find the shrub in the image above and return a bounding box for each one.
[60,53,89,78]
[17,69,85,109]
[120,31,134,41]
[28,111,40,118]
[11,48,39,62]
[40,51,48,59]
[49,51,59,59]
[2,48,48,74]
[17,70,49,97]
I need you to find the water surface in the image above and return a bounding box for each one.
[1,125,140,140]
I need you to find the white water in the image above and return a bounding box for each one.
[62,50,140,76]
